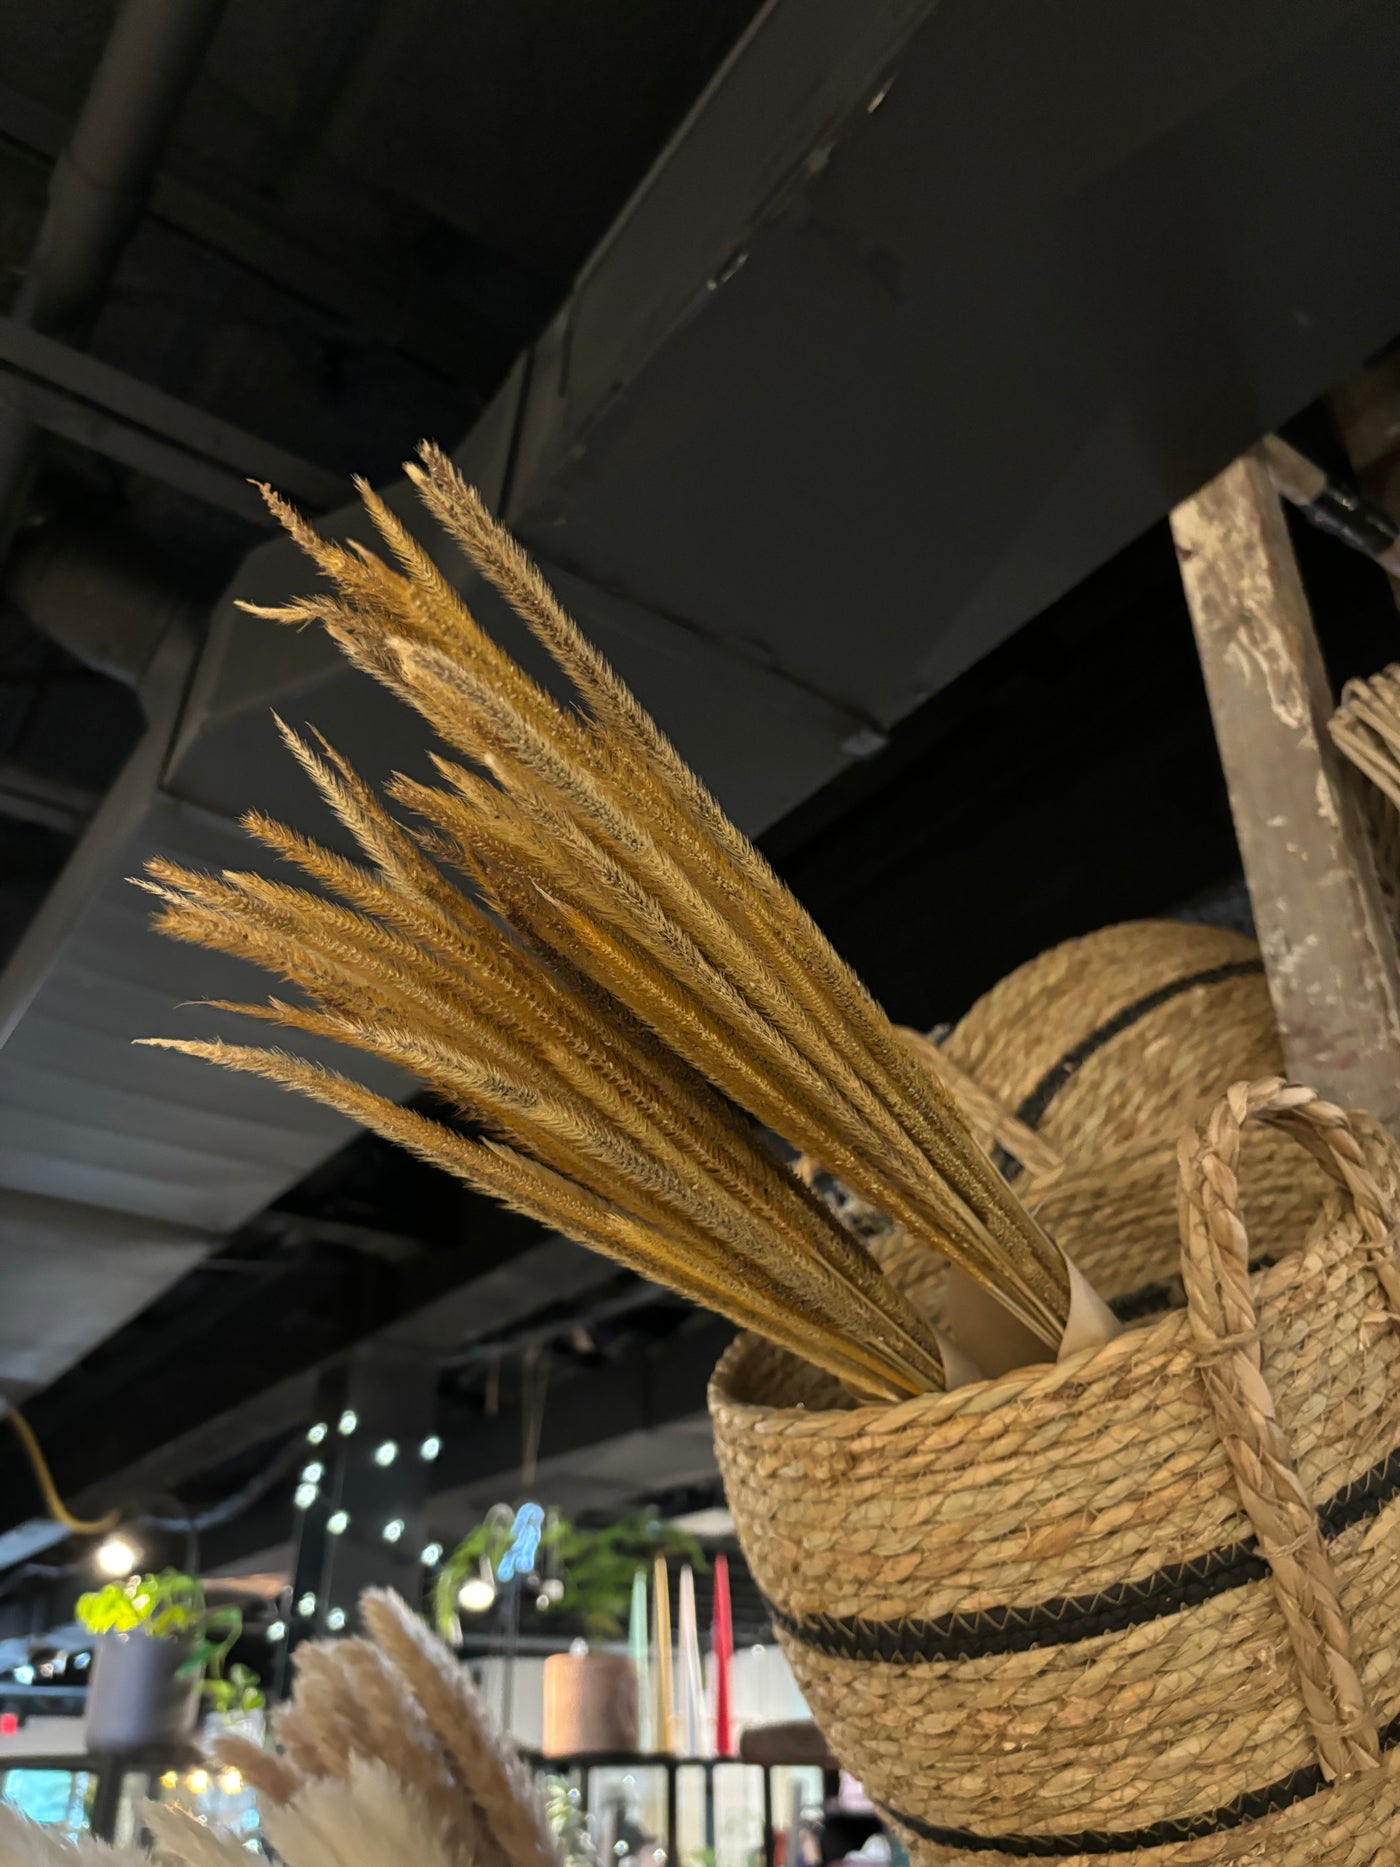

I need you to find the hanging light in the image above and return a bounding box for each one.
[327,1510,349,1535]
[94,1533,139,1578]
[420,1543,443,1567]
[457,1557,497,1614]
[266,1620,286,1643]
[293,1482,318,1511]
[301,1461,324,1484]
[337,1409,358,1437]
[306,1422,328,1446]
[382,1518,405,1544]
[296,1592,316,1617]
[373,1440,398,1467]
[326,1607,347,1632]
[419,1435,441,1462]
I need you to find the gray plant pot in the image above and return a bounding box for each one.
[83,1633,201,1752]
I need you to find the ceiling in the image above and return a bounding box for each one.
[1,0,1399,1633]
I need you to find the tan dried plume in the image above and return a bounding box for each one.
[206,1590,558,1867]
[137,447,1097,1393]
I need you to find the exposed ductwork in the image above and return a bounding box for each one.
[0,0,228,549]
[5,520,199,687]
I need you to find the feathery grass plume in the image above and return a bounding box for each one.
[0,1806,149,1867]
[210,1730,301,1807]
[402,449,1078,1325]
[335,1635,498,1867]
[140,1806,248,1867]
[260,1757,467,1867]
[139,455,1117,1388]
[361,1588,561,1867]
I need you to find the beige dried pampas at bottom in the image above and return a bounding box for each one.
[0,1588,568,1867]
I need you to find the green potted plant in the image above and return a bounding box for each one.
[76,1569,262,1752]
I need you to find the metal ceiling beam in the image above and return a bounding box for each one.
[0,0,229,553]
[0,764,97,835]
[0,317,344,522]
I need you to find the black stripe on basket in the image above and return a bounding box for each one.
[991,958,1265,1182]
[768,1442,1400,1663]
[877,1709,1400,1856]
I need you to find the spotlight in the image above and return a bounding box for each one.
[457,1557,497,1615]
[94,1534,139,1578]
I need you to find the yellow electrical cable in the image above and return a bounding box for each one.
[5,1408,119,1535]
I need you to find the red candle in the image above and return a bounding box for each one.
[712,1552,734,1756]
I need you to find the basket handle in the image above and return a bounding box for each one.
[1176,1076,1399,1781]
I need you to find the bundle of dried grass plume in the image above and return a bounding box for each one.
[138,447,1102,1397]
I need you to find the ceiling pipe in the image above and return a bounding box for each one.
[4,520,200,687]
[0,0,228,554]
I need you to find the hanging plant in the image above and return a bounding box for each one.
[436,1513,704,1641]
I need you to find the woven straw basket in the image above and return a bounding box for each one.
[711,1080,1400,1864]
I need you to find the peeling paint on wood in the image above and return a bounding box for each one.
[1171,453,1400,1133]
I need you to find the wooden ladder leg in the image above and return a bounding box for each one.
[1170,451,1400,1132]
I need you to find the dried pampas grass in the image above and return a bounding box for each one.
[0,1590,560,1867]
[0,1807,148,1867]
[138,447,1110,1393]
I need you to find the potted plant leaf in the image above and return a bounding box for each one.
[76,1569,261,1752]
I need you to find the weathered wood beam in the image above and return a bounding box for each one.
[1171,452,1400,1130]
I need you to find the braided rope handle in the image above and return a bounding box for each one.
[1176,1077,1400,1782]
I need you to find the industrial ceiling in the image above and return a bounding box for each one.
[1,0,1400,1610]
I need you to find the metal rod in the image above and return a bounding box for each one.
[1257,433,1400,576]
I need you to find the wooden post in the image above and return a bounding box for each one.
[1171,452,1400,1130]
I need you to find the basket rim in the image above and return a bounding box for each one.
[708,1220,1350,1440]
